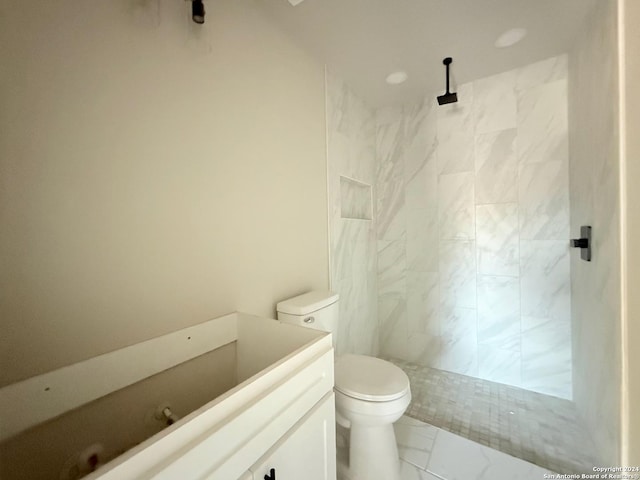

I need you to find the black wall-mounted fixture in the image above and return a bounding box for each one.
[437,57,458,105]
[571,225,592,262]
[192,0,205,24]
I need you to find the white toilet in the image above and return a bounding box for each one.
[277,291,411,480]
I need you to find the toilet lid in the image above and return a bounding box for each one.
[334,354,410,402]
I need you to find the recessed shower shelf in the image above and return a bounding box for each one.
[340,176,372,220]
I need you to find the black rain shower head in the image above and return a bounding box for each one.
[437,91,458,105]
[437,57,458,105]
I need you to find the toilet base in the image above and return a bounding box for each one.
[337,423,400,480]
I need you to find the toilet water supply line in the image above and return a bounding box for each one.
[155,403,181,426]
[161,407,180,425]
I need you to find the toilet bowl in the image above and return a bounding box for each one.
[334,354,411,480]
[276,291,411,480]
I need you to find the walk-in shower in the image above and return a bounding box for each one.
[325,0,621,473]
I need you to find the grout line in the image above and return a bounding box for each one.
[515,102,525,389]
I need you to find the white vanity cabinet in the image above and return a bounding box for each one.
[0,312,336,480]
[249,392,336,480]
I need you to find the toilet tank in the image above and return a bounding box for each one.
[276,291,339,346]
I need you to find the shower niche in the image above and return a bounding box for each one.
[339,176,372,220]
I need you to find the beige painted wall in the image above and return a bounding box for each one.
[0,0,329,387]
[623,0,640,464]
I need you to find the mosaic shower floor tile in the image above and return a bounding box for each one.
[387,357,599,475]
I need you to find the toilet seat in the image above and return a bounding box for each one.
[335,354,410,402]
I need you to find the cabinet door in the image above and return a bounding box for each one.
[250,393,336,480]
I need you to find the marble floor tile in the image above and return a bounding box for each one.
[394,415,438,470]
[340,414,560,480]
[385,359,599,475]
[399,461,442,480]
[427,428,553,480]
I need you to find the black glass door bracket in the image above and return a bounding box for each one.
[571,226,592,262]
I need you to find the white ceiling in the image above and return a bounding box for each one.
[256,0,597,107]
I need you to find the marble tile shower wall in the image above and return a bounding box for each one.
[326,71,379,357]
[568,0,620,464]
[377,55,572,399]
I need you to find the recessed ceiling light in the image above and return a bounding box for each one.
[494,28,527,48]
[386,71,408,85]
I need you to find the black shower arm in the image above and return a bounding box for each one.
[445,61,450,94]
